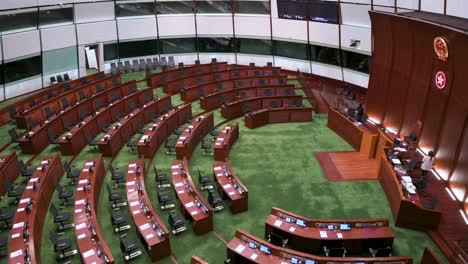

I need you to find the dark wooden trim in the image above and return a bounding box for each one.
[444,0,447,15]
[447,112,468,183]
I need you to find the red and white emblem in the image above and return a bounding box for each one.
[435,71,446,89]
[434,37,448,62]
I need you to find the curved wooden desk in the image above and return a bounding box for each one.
[17,79,129,154]
[191,256,208,264]
[57,81,139,155]
[227,229,413,264]
[180,75,288,103]
[0,71,105,126]
[16,75,120,129]
[213,159,248,213]
[97,91,170,157]
[265,207,394,255]
[171,159,213,235]
[147,62,229,89]
[214,123,239,161]
[175,113,214,160]
[164,66,281,97]
[245,107,313,129]
[8,154,64,264]
[137,103,192,158]
[0,152,21,197]
[126,159,171,261]
[74,155,114,264]
[221,95,303,120]
[200,85,295,111]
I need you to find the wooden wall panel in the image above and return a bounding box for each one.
[382,17,413,132]
[449,126,468,202]
[418,88,449,151]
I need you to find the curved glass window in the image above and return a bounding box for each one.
[119,39,159,58]
[235,38,272,55]
[4,56,42,84]
[311,45,341,66]
[116,2,156,17]
[104,43,120,61]
[274,40,309,60]
[0,10,37,32]
[156,1,194,14]
[159,38,196,54]
[198,37,235,53]
[342,50,371,74]
[195,1,231,13]
[39,6,73,26]
[0,64,4,85]
[233,0,270,14]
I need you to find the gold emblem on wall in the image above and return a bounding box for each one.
[433,37,448,62]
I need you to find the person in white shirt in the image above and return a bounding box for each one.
[421,151,435,177]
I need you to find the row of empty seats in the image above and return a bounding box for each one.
[110,56,176,74]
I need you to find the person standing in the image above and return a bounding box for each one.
[421,151,435,177]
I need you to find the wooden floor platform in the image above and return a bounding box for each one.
[315,151,379,181]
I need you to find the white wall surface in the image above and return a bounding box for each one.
[236,54,273,66]
[160,54,199,66]
[0,86,4,101]
[2,30,40,60]
[343,69,369,88]
[199,53,236,65]
[117,17,157,41]
[5,76,42,99]
[309,22,339,47]
[446,0,468,19]
[421,0,444,14]
[374,0,394,7]
[312,63,342,81]
[197,15,233,36]
[41,25,77,51]
[234,15,270,38]
[397,0,419,10]
[341,3,371,28]
[76,21,117,45]
[341,25,371,53]
[75,1,115,24]
[158,15,196,37]
[0,0,37,10]
[272,18,308,42]
[274,57,311,73]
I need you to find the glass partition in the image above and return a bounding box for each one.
[104,43,120,61]
[0,9,38,32]
[42,47,78,75]
[233,0,270,14]
[116,1,156,17]
[311,45,341,66]
[342,50,371,74]
[39,6,74,26]
[159,38,197,54]
[198,37,235,53]
[274,40,309,60]
[156,1,194,14]
[119,39,159,58]
[195,1,231,13]
[235,38,272,55]
[4,56,42,84]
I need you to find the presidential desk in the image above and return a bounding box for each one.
[180,75,288,103]
[265,207,394,255]
[18,79,130,154]
[0,152,21,197]
[57,81,141,155]
[74,156,114,264]
[137,103,192,158]
[213,159,248,213]
[164,66,281,97]
[175,113,214,160]
[221,95,303,120]
[97,92,170,157]
[327,107,378,159]
[171,159,213,235]
[0,71,105,126]
[8,154,64,264]
[126,159,171,261]
[147,62,229,89]
[200,85,295,112]
[214,123,239,161]
[227,229,413,264]
[245,107,313,129]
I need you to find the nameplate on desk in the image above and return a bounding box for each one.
[289,227,296,232]
[12,222,24,229]
[41,160,48,165]
[10,250,22,258]
[214,166,222,171]
[173,171,179,175]
[235,244,246,253]
[216,173,223,177]
[319,231,328,238]
[274,220,282,227]
[127,181,135,186]
[223,184,232,189]
[79,180,88,184]
[132,210,140,215]
[75,208,83,213]
[26,186,33,190]
[171,165,179,169]
[191,211,198,215]
[85,162,94,166]
[83,249,95,258]
[78,234,86,240]
[29,178,39,182]
[177,190,185,194]
[11,233,20,239]
[128,170,135,174]
[216,138,224,142]
[228,192,236,196]
[250,253,258,260]
[76,223,87,230]
[19,198,30,204]
[130,201,139,207]
[77,187,84,191]
[146,233,154,239]
[174,182,183,187]
[75,199,85,205]
[82,168,89,172]
[185,202,195,208]
[139,223,150,231]
[337,233,343,239]
[17,208,25,212]
[215,142,222,146]
[129,163,137,168]
[128,188,135,193]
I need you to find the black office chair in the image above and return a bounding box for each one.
[0,206,14,229]
[254,70,261,77]
[48,131,60,147]
[369,247,392,257]
[233,71,241,78]
[405,158,419,174]
[55,183,74,206]
[268,232,288,247]
[199,89,207,98]
[49,203,72,230]
[267,62,273,67]
[284,89,294,96]
[173,123,183,136]
[219,96,227,107]
[235,80,244,88]
[208,190,224,212]
[269,101,280,109]
[28,97,36,107]
[422,195,439,209]
[158,191,175,210]
[56,75,64,83]
[149,111,158,123]
[413,175,429,196]
[178,82,187,91]
[106,183,125,209]
[184,112,193,123]
[292,99,302,107]
[217,84,224,93]
[78,91,86,101]
[7,107,17,119]
[78,109,87,121]
[50,76,58,85]
[164,139,176,155]
[136,122,145,135]
[18,160,34,178]
[113,110,121,121]
[63,73,70,81]
[8,128,19,143]
[63,118,73,132]
[154,166,170,190]
[239,91,248,100]
[126,136,138,153]
[198,169,212,190]
[144,93,153,104]
[249,62,255,67]
[84,132,99,150]
[63,83,71,91]
[100,120,110,133]
[263,89,273,96]
[196,77,204,85]
[0,236,7,256]
[111,211,130,233]
[120,237,142,261]
[324,246,346,257]
[241,104,251,115]
[3,179,23,203]
[168,210,187,235]
[47,89,56,99]
[26,117,36,130]
[49,231,73,257]
[258,79,266,86]
[64,161,80,185]
[96,84,103,93]
[61,98,70,110]
[109,165,124,187]
[201,139,212,155]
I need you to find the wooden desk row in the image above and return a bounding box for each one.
[147,62,229,89]
[126,159,171,261]
[0,71,105,126]
[226,229,413,264]
[57,81,142,155]
[74,156,114,264]
[214,123,239,161]
[213,159,248,213]
[18,80,136,154]
[265,207,394,255]
[200,85,295,112]
[0,152,21,197]
[245,107,314,129]
[221,95,303,120]
[137,103,192,159]
[9,154,64,264]
[191,256,208,264]
[164,66,281,96]
[97,93,171,157]
[175,113,214,160]
[16,74,121,129]
[180,75,289,103]
[378,153,441,231]
[171,159,213,235]
[327,107,378,159]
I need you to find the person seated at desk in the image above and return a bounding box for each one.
[355,103,364,121]
[404,120,422,147]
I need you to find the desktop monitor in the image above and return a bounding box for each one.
[260,245,271,255]
[248,242,256,249]
[339,224,351,231]
[296,219,307,227]
[285,217,292,223]
[305,260,316,264]
[291,258,298,264]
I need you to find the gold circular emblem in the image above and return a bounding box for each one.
[433,37,448,62]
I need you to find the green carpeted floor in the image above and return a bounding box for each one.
[0,72,448,264]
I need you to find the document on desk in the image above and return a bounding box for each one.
[274,220,283,227]
[289,227,296,232]
[235,244,246,253]
[250,253,258,260]
[319,231,328,238]
[337,233,343,238]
